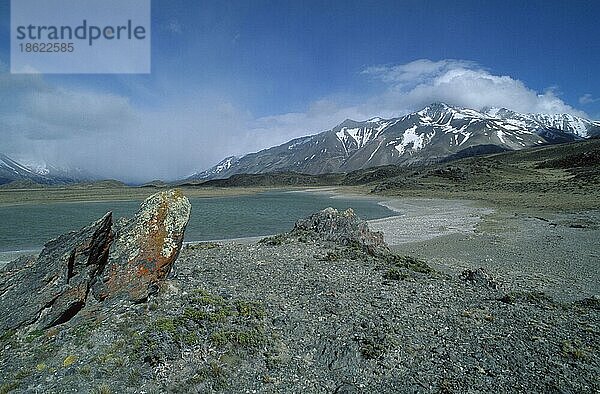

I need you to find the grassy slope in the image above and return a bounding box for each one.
[363,139,600,211]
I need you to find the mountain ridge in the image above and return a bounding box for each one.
[188,103,599,181]
[0,154,94,186]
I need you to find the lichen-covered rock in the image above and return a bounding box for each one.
[93,189,191,303]
[292,207,389,255]
[0,189,191,332]
[0,213,113,332]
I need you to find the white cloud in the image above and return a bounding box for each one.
[252,99,372,147]
[23,88,135,138]
[0,71,136,140]
[1,58,590,182]
[362,59,477,85]
[362,59,586,117]
[579,93,599,105]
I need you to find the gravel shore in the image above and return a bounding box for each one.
[368,198,493,245]
[370,198,600,302]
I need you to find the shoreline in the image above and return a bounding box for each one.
[297,187,494,246]
[368,197,494,245]
[0,185,268,207]
[0,190,492,261]
[3,188,598,302]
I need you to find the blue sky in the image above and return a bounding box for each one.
[0,0,599,181]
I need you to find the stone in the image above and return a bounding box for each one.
[460,268,499,289]
[0,213,113,331]
[292,207,390,255]
[0,189,191,331]
[93,189,191,303]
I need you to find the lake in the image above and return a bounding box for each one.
[0,190,396,261]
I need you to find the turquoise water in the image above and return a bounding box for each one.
[0,191,396,256]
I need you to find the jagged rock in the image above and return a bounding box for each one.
[0,213,113,332]
[93,189,191,303]
[292,207,389,255]
[0,189,191,331]
[460,267,499,289]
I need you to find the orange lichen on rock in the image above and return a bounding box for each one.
[93,189,191,303]
[0,190,191,331]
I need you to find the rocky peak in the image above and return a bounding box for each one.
[334,119,362,130]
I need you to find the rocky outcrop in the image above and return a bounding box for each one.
[292,207,389,255]
[0,190,190,331]
[460,267,499,289]
[93,189,191,303]
[0,213,113,332]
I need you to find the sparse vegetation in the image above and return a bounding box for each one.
[561,340,589,360]
[355,323,395,361]
[498,291,555,305]
[386,254,434,274]
[91,383,111,394]
[186,242,221,251]
[0,382,19,394]
[235,301,266,319]
[383,268,409,281]
[62,354,77,367]
[210,328,266,347]
[24,329,44,343]
[153,317,177,333]
[0,329,15,344]
[259,233,287,245]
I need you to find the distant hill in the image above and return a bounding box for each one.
[0,179,46,189]
[194,172,344,187]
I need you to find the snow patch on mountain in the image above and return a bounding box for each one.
[186,156,239,180]
[288,136,314,150]
[335,118,394,151]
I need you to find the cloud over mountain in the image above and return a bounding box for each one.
[362,59,586,117]
[0,59,592,182]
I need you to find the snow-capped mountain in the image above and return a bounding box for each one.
[190,103,599,180]
[0,154,92,185]
[483,107,599,139]
[186,156,238,180]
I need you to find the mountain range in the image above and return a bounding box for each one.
[3,103,598,186]
[0,154,92,186]
[188,103,600,181]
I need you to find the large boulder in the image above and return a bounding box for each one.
[92,189,191,303]
[0,213,113,331]
[0,189,191,331]
[292,207,389,255]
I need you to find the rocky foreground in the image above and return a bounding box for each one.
[0,191,598,393]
